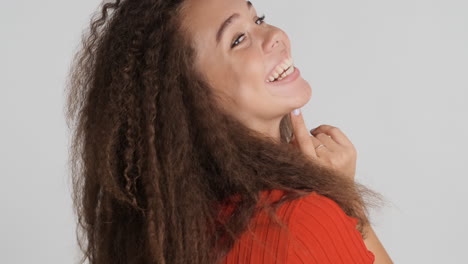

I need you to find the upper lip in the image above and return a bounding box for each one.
[265,55,292,82]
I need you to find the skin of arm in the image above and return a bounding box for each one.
[363,224,393,264]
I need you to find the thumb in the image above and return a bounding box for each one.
[289,108,317,158]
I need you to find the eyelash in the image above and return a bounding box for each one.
[230,14,266,49]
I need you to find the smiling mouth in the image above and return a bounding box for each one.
[272,66,291,82]
[268,65,295,83]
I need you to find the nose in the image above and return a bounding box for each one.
[262,29,285,54]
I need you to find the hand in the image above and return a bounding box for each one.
[289,109,357,181]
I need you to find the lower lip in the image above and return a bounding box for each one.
[266,66,301,86]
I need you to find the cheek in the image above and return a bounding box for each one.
[233,68,266,104]
[236,57,266,91]
[232,78,272,117]
[234,57,269,101]
[223,53,269,109]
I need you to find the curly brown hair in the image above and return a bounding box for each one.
[64,0,383,263]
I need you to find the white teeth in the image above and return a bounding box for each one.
[277,65,295,81]
[266,57,294,82]
[267,65,295,82]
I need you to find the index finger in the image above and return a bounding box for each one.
[289,109,317,158]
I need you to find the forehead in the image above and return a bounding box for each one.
[181,0,253,47]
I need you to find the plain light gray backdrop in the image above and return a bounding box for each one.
[1,0,467,263]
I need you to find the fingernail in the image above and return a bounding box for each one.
[292,108,301,116]
[310,128,316,133]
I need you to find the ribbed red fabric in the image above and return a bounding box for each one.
[219,189,375,264]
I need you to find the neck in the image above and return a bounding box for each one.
[244,115,284,143]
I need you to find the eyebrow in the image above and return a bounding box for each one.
[215,0,253,46]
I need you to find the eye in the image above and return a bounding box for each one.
[255,14,266,25]
[230,14,266,49]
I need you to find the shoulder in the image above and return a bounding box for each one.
[219,189,300,264]
[219,189,375,264]
[285,191,375,263]
[289,191,359,229]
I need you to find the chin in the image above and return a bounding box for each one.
[287,81,312,109]
[264,78,312,115]
[275,93,312,118]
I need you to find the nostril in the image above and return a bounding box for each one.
[272,39,279,48]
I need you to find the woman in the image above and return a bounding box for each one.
[65,0,393,263]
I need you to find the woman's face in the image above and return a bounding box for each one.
[181,0,312,139]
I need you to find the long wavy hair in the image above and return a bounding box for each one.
[64,0,383,263]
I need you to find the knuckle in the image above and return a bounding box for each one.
[316,133,326,138]
[346,144,357,154]
[330,161,340,171]
[338,154,347,164]
[314,124,328,132]
[329,157,340,167]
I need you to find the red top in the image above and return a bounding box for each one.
[219,189,375,264]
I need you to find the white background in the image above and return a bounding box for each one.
[1,0,467,263]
